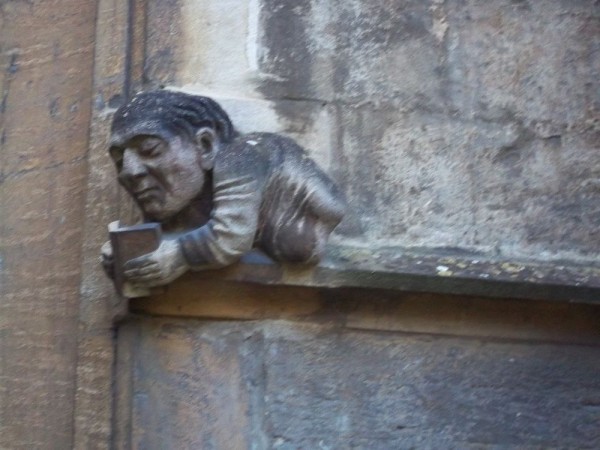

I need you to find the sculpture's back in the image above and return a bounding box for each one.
[243,132,345,263]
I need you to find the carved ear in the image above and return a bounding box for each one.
[195,127,218,170]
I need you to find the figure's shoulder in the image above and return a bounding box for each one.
[238,132,310,160]
[215,132,313,178]
[254,132,305,149]
[213,133,272,179]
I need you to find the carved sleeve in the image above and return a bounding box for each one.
[177,142,266,269]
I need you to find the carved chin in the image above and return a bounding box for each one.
[139,197,190,222]
[138,198,168,221]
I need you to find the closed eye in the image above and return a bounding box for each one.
[139,138,163,157]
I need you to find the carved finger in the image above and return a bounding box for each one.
[124,271,142,281]
[131,264,161,276]
[123,258,158,272]
[124,267,161,281]
[100,257,115,280]
[130,273,163,283]
[124,264,153,277]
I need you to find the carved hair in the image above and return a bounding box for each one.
[111,90,236,144]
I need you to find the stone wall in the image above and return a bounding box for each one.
[143,0,599,264]
[114,1,600,447]
[0,1,97,448]
[1,1,598,449]
[123,283,600,449]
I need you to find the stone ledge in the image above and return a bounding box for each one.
[141,245,600,305]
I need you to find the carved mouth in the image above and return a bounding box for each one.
[135,187,160,202]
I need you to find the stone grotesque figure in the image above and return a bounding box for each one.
[102,90,345,291]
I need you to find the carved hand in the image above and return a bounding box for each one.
[100,240,115,280]
[123,238,189,288]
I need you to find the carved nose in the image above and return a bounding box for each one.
[121,149,147,180]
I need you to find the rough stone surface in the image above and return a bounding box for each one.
[74,1,134,447]
[143,0,599,264]
[5,1,592,448]
[131,280,600,345]
[124,315,600,449]
[0,0,97,448]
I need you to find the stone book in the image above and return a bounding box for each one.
[109,221,162,298]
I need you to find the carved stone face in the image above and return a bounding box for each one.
[110,134,206,221]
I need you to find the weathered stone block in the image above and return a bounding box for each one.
[262,322,600,449]
[127,320,257,449]
[126,317,600,449]
[0,1,97,448]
